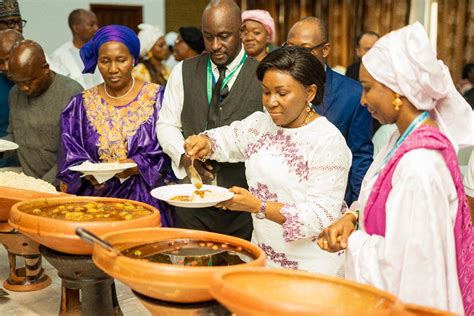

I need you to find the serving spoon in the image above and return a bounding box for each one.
[187,157,203,190]
[75,227,122,256]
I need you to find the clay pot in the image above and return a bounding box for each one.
[9,197,160,255]
[210,268,405,316]
[0,186,62,221]
[402,304,456,315]
[92,227,266,303]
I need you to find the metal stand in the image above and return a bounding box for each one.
[39,245,122,316]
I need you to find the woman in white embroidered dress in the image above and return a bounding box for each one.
[185,46,351,275]
[317,23,473,314]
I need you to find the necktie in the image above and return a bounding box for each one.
[207,66,227,129]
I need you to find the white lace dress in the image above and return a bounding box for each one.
[205,111,352,275]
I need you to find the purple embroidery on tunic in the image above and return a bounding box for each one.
[245,129,309,181]
[259,243,299,269]
[249,182,278,201]
[280,204,305,242]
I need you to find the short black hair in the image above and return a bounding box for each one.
[68,9,87,30]
[300,16,328,43]
[356,31,380,47]
[462,63,474,79]
[257,46,326,105]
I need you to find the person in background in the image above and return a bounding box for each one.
[157,0,263,240]
[287,17,373,205]
[57,25,175,227]
[51,9,102,90]
[0,29,23,143]
[8,40,83,184]
[241,9,275,62]
[346,31,381,135]
[317,22,473,314]
[459,64,474,108]
[173,26,205,62]
[185,46,351,274]
[164,31,179,70]
[0,0,24,33]
[133,24,170,86]
[345,31,380,81]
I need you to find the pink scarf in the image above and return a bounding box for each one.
[364,126,473,314]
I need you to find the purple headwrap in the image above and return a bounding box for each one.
[80,25,140,74]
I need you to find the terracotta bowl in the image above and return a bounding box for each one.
[92,227,266,303]
[402,304,457,315]
[0,186,62,221]
[210,268,405,316]
[8,196,160,255]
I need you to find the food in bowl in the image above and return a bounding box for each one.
[24,201,152,221]
[120,238,255,267]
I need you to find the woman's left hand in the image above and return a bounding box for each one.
[116,158,139,178]
[216,186,261,213]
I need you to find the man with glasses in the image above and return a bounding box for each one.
[157,0,262,240]
[0,0,25,33]
[287,17,373,205]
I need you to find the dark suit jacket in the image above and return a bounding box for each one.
[346,61,361,81]
[315,66,373,204]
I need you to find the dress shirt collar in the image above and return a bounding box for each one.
[210,45,245,74]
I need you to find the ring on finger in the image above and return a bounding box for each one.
[222,206,227,210]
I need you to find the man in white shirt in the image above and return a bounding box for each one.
[157,0,262,239]
[51,9,102,89]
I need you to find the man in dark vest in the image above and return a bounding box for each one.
[157,0,262,240]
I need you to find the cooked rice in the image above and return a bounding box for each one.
[0,171,58,194]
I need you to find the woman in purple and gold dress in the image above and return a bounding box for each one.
[57,25,176,226]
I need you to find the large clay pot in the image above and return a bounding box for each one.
[9,196,160,255]
[210,268,405,316]
[403,304,457,315]
[92,227,266,303]
[0,186,61,221]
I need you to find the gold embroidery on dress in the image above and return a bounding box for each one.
[83,82,158,162]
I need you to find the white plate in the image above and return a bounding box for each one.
[69,161,137,184]
[0,139,19,152]
[151,184,234,208]
[69,161,137,174]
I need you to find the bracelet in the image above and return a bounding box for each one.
[345,210,359,221]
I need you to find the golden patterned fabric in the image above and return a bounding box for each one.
[82,82,159,162]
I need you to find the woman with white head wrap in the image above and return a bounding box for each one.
[132,23,170,85]
[317,22,473,314]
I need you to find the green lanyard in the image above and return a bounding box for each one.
[206,53,247,104]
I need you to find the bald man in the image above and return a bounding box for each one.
[8,40,82,184]
[51,9,102,89]
[287,17,373,205]
[157,0,262,239]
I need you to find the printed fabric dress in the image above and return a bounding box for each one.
[57,82,176,226]
[204,111,352,275]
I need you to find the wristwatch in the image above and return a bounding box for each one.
[255,200,267,220]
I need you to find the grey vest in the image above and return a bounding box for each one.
[181,53,262,189]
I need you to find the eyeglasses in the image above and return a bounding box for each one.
[282,41,327,51]
[0,19,27,29]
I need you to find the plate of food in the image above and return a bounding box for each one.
[151,184,234,208]
[69,161,137,184]
[0,139,19,152]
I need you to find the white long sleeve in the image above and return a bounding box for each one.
[156,62,186,179]
[346,149,464,314]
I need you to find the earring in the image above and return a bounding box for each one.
[305,103,311,112]
[392,93,402,111]
[146,51,153,60]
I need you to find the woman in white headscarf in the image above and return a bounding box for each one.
[317,22,473,314]
[132,23,170,85]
